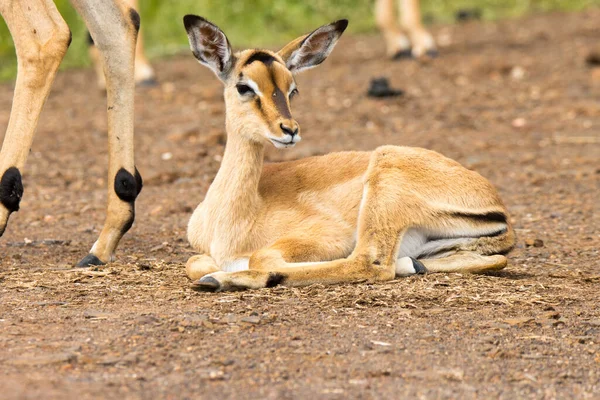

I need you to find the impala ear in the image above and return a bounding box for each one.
[277,19,348,74]
[183,15,234,81]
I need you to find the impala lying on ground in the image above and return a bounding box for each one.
[183,16,515,292]
[0,0,142,266]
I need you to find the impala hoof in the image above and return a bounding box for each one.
[410,257,428,274]
[191,276,221,292]
[77,254,105,268]
[392,48,413,60]
[396,257,428,277]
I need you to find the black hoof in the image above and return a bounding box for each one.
[425,49,439,59]
[392,48,413,61]
[76,254,105,268]
[137,78,158,88]
[191,276,220,292]
[367,77,404,98]
[410,257,428,274]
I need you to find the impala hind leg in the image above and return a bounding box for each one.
[71,0,142,266]
[400,0,437,58]
[88,0,155,89]
[396,252,507,276]
[0,0,71,237]
[375,0,412,58]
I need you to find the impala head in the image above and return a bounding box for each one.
[183,15,348,149]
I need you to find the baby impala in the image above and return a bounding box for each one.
[182,15,515,292]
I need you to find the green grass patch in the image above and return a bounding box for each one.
[0,0,598,81]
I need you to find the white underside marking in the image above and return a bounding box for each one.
[397,223,507,259]
[397,229,428,258]
[395,257,416,276]
[221,258,249,272]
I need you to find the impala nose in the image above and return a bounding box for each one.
[280,123,299,138]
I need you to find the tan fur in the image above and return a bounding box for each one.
[0,0,142,266]
[183,18,515,292]
[375,0,436,58]
[90,0,155,89]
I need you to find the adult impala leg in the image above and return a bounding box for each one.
[375,0,412,58]
[88,0,155,89]
[71,0,142,266]
[399,0,437,58]
[0,0,71,237]
[126,0,155,86]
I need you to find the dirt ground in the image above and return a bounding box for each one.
[1,10,599,400]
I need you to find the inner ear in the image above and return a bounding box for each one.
[183,15,234,81]
[278,19,348,74]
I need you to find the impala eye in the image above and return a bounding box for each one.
[290,88,299,99]
[236,84,255,96]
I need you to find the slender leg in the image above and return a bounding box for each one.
[126,0,155,85]
[375,0,411,58]
[70,0,142,266]
[399,0,437,58]
[88,0,155,89]
[396,252,507,276]
[186,254,219,281]
[189,235,353,289]
[0,0,71,237]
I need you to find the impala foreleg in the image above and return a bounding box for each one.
[375,0,412,58]
[186,254,220,281]
[0,0,71,237]
[190,236,353,291]
[71,0,142,266]
[399,0,437,58]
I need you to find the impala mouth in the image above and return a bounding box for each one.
[269,136,300,148]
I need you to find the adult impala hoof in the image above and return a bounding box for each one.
[392,48,413,60]
[191,276,221,292]
[77,254,105,268]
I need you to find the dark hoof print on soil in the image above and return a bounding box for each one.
[585,53,600,67]
[76,254,105,268]
[367,78,404,98]
[191,276,221,292]
[392,49,413,61]
[137,78,158,88]
[410,257,428,274]
[455,8,482,23]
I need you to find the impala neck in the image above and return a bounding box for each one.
[204,124,264,211]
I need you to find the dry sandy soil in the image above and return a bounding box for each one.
[1,10,599,400]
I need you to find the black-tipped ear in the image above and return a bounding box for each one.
[183,15,234,81]
[277,19,348,74]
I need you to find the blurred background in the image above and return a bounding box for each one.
[0,0,599,81]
